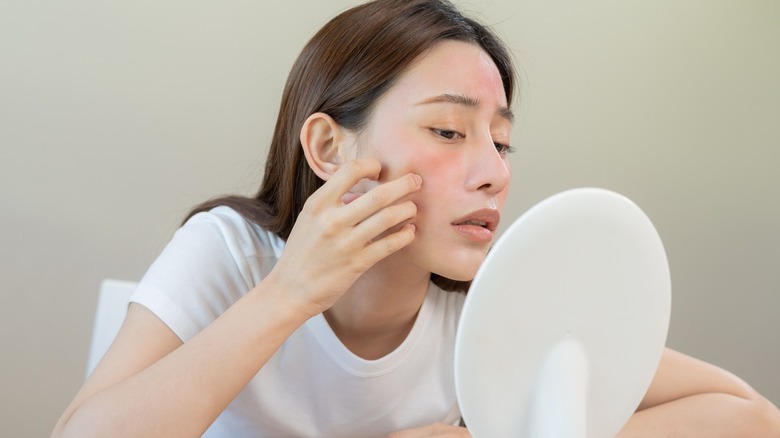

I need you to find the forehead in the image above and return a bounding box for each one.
[387,40,508,109]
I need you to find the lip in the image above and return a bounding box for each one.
[452,208,501,232]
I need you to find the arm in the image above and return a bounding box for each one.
[618,348,780,437]
[53,287,308,438]
[390,349,780,438]
[52,159,422,438]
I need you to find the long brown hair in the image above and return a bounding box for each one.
[187,0,516,292]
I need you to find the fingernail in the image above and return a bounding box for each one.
[412,174,422,186]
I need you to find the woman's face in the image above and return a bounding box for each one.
[348,40,513,281]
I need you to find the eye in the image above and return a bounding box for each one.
[494,142,516,155]
[430,128,464,141]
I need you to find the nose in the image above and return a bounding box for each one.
[465,134,511,195]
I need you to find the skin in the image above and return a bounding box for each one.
[347,40,513,282]
[52,40,780,438]
[303,41,513,359]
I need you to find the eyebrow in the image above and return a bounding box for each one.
[416,93,514,123]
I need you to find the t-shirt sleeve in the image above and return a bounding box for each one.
[129,209,260,341]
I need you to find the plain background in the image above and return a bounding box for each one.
[1,0,778,436]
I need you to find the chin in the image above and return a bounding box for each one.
[444,272,476,282]
[410,238,490,280]
[432,260,481,282]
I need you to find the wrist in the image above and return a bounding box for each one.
[249,271,320,323]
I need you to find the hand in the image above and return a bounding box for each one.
[268,158,421,316]
[388,423,471,437]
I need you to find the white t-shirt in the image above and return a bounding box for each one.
[130,206,466,437]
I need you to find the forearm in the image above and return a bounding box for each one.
[618,391,780,438]
[54,279,310,438]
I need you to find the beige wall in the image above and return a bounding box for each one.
[1,0,778,435]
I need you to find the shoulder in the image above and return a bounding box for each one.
[131,206,285,340]
[187,206,284,251]
[183,205,285,260]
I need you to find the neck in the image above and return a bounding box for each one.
[323,254,431,359]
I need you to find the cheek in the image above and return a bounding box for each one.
[498,162,511,208]
[497,188,510,212]
[354,127,458,197]
[378,135,450,183]
[372,147,452,218]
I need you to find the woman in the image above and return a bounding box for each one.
[53,0,780,436]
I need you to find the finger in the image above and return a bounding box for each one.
[340,192,362,205]
[345,172,422,223]
[359,223,416,268]
[320,158,382,203]
[353,200,417,244]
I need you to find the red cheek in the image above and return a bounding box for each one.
[381,147,442,183]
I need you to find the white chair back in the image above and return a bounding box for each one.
[86,279,138,377]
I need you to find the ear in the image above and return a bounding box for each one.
[300,112,354,181]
